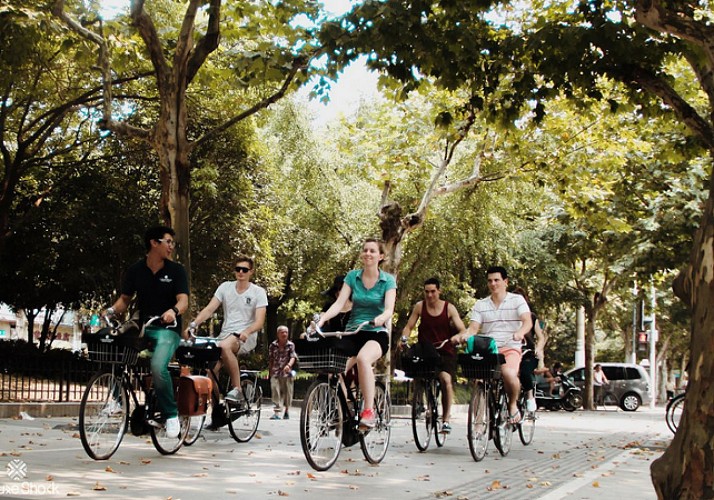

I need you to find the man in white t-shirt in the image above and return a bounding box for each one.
[451,266,531,423]
[188,256,268,402]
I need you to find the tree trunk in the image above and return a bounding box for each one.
[651,189,714,498]
[583,317,596,410]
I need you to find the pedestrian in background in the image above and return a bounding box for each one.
[593,363,609,407]
[268,325,297,420]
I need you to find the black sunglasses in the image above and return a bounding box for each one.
[235,266,252,273]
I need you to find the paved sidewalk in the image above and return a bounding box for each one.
[0,405,670,499]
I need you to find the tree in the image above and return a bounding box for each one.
[0,1,105,254]
[0,136,159,349]
[52,0,324,284]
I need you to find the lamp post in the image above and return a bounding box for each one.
[631,282,638,364]
[649,281,657,409]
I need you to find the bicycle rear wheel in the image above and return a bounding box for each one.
[79,370,129,460]
[360,381,391,464]
[518,395,536,445]
[411,380,432,451]
[493,386,512,456]
[666,393,685,433]
[300,379,343,471]
[467,380,489,462]
[228,377,262,442]
[183,414,206,446]
[432,380,447,447]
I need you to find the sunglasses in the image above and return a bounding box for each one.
[235,266,252,273]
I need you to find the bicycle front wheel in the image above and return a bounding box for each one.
[411,380,432,452]
[360,381,391,464]
[467,381,489,462]
[183,414,206,446]
[300,379,343,471]
[150,415,189,455]
[432,380,446,447]
[518,396,536,445]
[666,394,685,433]
[79,370,129,460]
[228,378,262,442]
[493,386,512,456]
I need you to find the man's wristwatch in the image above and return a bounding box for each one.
[171,306,179,316]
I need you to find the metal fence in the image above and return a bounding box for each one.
[0,351,151,403]
[0,349,414,405]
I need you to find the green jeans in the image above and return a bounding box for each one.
[144,326,180,419]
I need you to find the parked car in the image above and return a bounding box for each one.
[565,363,651,411]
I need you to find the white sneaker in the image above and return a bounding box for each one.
[225,387,242,402]
[165,417,180,438]
[526,398,537,413]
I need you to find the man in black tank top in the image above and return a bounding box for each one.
[401,277,467,433]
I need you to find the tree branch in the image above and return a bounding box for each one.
[186,0,222,84]
[129,0,171,90]
[192,57,308,150]
[626,66,714,150]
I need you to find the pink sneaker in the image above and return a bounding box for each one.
[359,408,376,429]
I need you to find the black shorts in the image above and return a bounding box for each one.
[438,353,457,380]
[343,331,389,357]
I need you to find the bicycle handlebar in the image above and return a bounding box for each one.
[304,320,376,342]
[145,315,178,329]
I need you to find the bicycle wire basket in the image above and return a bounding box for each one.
[401,356,440,378]
[82,329,144,367]
[458,353,504,380]
[295,338,350,374]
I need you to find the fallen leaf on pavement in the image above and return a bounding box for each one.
[488,480,502,490]
[46,475,54,481]
[66,492,80,496]
[93,481,107,491]
[141,458,151,464]
[592,481,600,488]
[105,466,116,473]
[306,473,317,480]
[277,490,289,496]
[192,473,208,477]
[348,485,359,490]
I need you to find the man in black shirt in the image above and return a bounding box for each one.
[107,226,189,438]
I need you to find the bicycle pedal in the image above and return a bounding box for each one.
[146,419,164,428]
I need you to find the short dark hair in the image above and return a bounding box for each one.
[487,266,508,279]
[144,225,175,251]
[235,255,254,269]
[424,277,441,289]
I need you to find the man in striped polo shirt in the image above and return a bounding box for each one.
[452,266,532,423]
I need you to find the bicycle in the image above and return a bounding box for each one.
[297,320,391,471]
[79,316,193,460]
[401,339,450,451]
[665,392,685,434]
[458,351,511,461]
[176,328,263,444]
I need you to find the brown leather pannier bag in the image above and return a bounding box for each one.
[177,375,212,416]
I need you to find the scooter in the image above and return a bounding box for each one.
[535,374,583,412]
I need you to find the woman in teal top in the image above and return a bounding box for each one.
[318,238,397,429]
